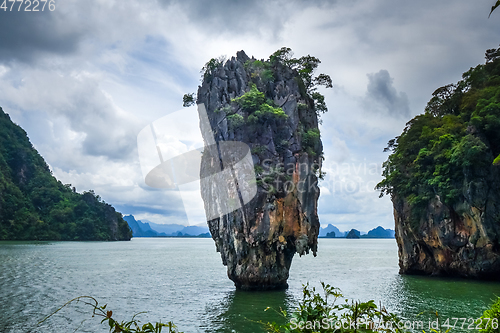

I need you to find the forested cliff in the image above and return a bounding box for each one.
[377,46,500,278]
[0,107,132,241]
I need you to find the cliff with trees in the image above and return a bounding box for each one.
[377,46,500,278]
[0,107,132,241]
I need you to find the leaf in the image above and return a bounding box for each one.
[489,0,500,17]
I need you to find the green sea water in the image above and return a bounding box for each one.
[0,238,499,332]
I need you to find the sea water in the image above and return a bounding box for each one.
[1,238,499,332]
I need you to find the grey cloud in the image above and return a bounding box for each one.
[58,92,139,161]
[365,70,410,117]
[114,202,187,218]
[0,0,160,65]
[0,10,82,64]
[0,69,140,162]
[160,0,337,36]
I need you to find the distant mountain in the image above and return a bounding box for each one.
[179,225,210,236]
[363,226,395,238]
[346,229,361,239]
[147,221,186,235]
[319,224,395,239]
[123,215,167,237]
[319,224,342,237]
[124,215,210,237]
[127,215,393,239]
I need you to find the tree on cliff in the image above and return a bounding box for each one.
[269,47,333,115]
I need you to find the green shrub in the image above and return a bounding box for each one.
[250,103,287,123]
[254,165,264,175]
[201,56,225,80]
[262,69,275,82]
[494,154,500,165]
[479,297,500,333]
[232,83,266,112]
[263,283,404,333]
[227,114,245,129]
[302,128,320,156]
[298,103,308,111]
[38,296,182,333]
[232,84,287,124]
[251,145,266,155]
[182,93,195,107]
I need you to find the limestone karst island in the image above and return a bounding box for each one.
[196,50,326,290]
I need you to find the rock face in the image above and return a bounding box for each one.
[196,51,322,290]
[394,167,500,278]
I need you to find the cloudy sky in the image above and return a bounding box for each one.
[0,0,499,232]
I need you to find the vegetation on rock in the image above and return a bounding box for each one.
[0,107,132,241]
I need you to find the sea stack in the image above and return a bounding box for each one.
[197,50,323,290]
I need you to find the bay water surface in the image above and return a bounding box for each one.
[1,238,499,332]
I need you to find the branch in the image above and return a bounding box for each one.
[489,0,500,18]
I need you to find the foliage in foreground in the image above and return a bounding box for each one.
[479,297,500,333]
[261,282,403,333]
[38,296,182,333]
[263,284,500,333]
[41,284,500,333]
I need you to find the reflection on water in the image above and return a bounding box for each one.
[201,290,293,333]
[1,239,500,333]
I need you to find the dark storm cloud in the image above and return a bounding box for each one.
[365,70,410,117]
[0,10,82,64]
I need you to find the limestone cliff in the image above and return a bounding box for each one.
[377,47,500,278]
[197,50,324,290]
[393,166,500,278]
